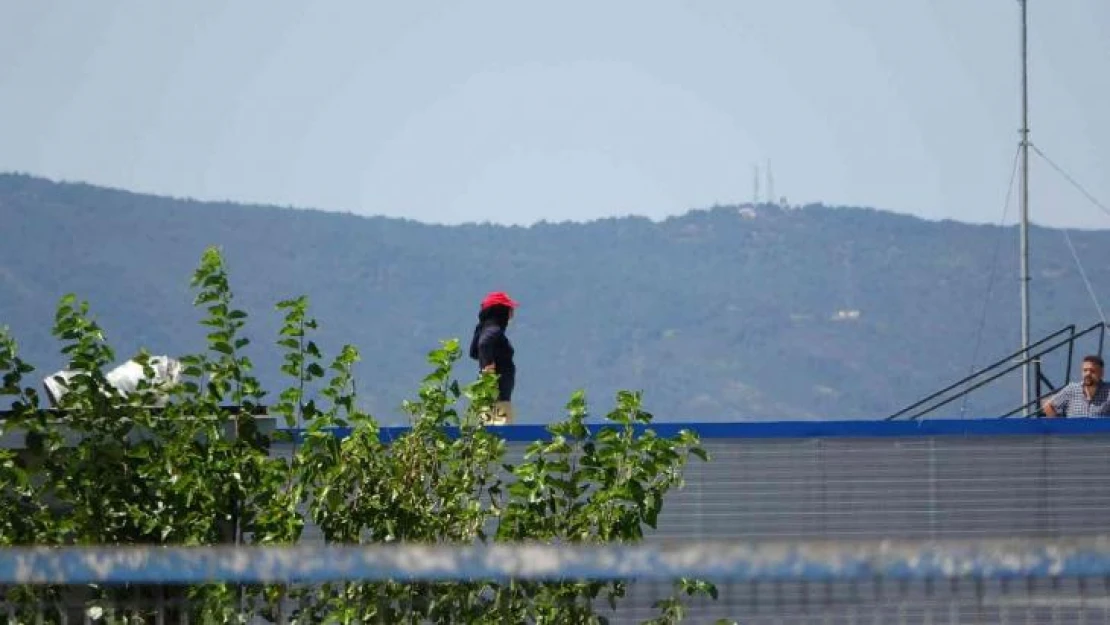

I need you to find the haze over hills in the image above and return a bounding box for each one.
[3,172,1109,423]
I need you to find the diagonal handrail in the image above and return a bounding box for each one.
[886,325,1076,420]
[888,322,1106,421]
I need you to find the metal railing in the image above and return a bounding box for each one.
[6,538,1110,624]
[887,322,1106,420]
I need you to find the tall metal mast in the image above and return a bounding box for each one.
[1019,0,1032,415]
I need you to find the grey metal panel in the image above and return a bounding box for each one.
[273,433,1110,545]
[651,435,1110,541]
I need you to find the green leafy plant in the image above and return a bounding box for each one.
[0,246,717,624]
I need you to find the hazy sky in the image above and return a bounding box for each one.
[1,1,1107,228]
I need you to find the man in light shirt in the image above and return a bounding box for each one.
[1043,355,1110,417]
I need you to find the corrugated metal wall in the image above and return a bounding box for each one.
[273,421,1110,623]
[279,421,1110,543]
[651,434,1110,541]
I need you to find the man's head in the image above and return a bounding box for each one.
[480,291,517,326]
[480,291,517,311]
[1081,355,1105,386]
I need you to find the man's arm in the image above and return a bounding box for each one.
[1043,389,1067,417]
[477,332,500,373]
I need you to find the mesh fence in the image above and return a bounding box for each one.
[4,536,1110,624]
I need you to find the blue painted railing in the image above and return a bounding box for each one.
[3,536,1110,584]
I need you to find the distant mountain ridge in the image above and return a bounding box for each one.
[3,172,1109,423]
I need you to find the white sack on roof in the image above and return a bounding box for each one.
[43,355,182,408]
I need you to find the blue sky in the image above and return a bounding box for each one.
[1,1,1107,228]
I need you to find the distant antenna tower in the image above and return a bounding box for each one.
[766,159,775,206]
[752,164,760,205]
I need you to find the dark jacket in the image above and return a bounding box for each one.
[470,321,515,401]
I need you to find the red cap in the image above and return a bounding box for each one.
[480,291,517,310]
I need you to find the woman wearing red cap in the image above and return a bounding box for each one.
[468,291,517,425]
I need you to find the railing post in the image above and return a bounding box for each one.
[1066,326,1076,385]
[1099,323,1106,360]
[1034,359,1042,402]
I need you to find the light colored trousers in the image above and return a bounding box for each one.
[482,401,514,426]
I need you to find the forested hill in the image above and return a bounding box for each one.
[3,172,1109,423]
